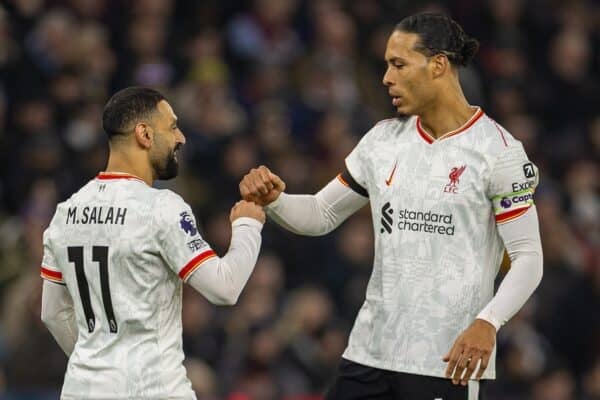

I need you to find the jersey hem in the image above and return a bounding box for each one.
[341,350,496,380]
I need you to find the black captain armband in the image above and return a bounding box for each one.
[338,169,369,198]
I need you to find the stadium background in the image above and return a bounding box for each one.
[0,0,598,399]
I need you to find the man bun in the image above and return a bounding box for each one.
[458,36,480,66]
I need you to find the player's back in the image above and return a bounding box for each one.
[42,173,195,399]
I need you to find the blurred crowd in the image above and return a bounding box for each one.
[0,0,598,399]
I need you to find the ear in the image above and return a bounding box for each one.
[430,54,449,79]
[134,123,153,149]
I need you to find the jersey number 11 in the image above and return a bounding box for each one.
[67,246,118,333]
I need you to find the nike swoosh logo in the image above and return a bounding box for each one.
[385,162,397,186]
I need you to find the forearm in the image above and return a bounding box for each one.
[41,280,78,356]
[266,178,368,236]
[187,217,263,305]
[477,207,543,330]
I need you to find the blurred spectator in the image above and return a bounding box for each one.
[182,286,224,365]
[582,359,600,400]
[24,8,79,76]
[2,273,67,396]
[275,286,342,394]
[532,367,577,400]
[185,357,220,400]
[227,0,302,68]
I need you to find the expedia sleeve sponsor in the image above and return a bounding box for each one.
[488,143,538,224]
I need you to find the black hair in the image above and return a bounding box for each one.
[395,13,479,67]
[102,86,166,139]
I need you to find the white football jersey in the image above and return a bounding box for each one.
[41,172,216,399]
[341,108,538,379]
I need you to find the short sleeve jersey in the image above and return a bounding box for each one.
[342,108,538,379]
[41,172,216,399]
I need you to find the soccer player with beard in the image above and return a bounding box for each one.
[239,13,543,400]
[40,87,265,399]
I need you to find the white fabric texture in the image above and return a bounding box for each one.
[476,206,543,330]
[264,113,543,379]
[265,178,368,236]
[187,217,263,305]
[39,174,263,399]
[266,182,544,334]
[41,280,78,356]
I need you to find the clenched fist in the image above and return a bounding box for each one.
[230,200,266,224]
[239,165,286,207]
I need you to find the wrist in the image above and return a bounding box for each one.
[232,217,264,230]
[475,317,498,332]
[265,192,286,211]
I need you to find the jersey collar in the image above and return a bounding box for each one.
[416,107,484,144]
[96,172,146,183]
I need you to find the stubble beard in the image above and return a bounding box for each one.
[153,145,180,180]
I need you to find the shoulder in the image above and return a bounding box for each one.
[155,189,189,208]
[479,114,527,157]
[374,117,402,128]
[44,199,69,238]
[364,116,416,142]
[477,116,537,188]
[154,189,194,224]
[153,190,201,239]
[479,114,521,147]
[54,199,70,215]
[373,116,415,132]
[64,179,97,203]
[51,196,77,223]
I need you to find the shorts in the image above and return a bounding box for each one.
[325,358,483,400]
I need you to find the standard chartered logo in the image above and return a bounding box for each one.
[380,202,394,233]
[398,209,455,235]
[379,204,455,236]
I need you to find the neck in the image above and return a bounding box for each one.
[105,145,154,186]
[418,81,476,139]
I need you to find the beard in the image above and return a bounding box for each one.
[153,144,180,180]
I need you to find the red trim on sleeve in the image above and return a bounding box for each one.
[41,266,63,282]
[179,249,217,280]
[336,173,349,187]
[495,207,530,224]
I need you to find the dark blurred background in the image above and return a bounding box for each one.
[0,0,598,399]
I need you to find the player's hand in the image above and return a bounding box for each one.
[230,200,266,224]
[443,319,496,386]
[239,165,286,206]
